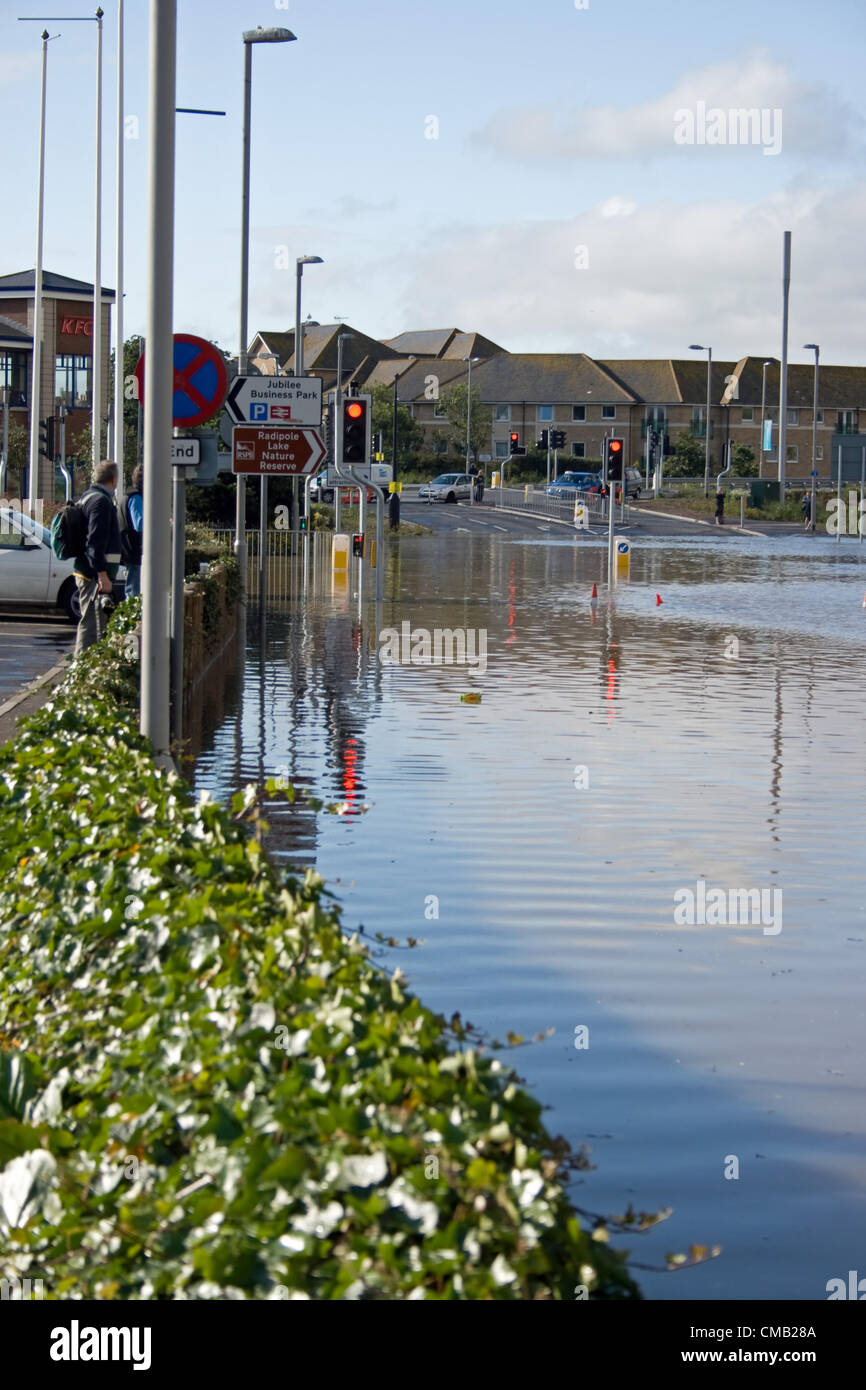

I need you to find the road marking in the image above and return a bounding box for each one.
[493,524,507,532]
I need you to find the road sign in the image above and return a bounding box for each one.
[224,375,322,427]
[326,462,392,486]
[231,426,325,476]
[134,335,228,429]
[171,439,200,465]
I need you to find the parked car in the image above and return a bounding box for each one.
[623,466,642,499]
[546,471,600,497]
[0,506,124,623]
[418,473,474,503]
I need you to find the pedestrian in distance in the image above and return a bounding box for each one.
[72,460,122,659]
[388,488,401,531]
[801,491,812,532]
[120,464,143,598]
[714,488,725,526]
[474,466,484,503]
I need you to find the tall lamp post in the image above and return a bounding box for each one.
[465,355,479,505]
[24,27,51,504]
[804,344,819,533]
[690,344,712,496]
[235,24,296,596]
[333,332,354,533]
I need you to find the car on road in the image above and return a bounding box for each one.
[590,466,642,501]
[0,506,124,623]
[418,473,473,503]
[546,471,600,497]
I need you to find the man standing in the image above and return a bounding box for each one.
[73,459,122,658]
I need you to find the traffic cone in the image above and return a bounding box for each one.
[590,583,598,603]
[862,592,866,608]
[656,593,663,606]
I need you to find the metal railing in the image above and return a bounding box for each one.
[493,485,628,524]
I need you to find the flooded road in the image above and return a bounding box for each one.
[194,523,866,1300]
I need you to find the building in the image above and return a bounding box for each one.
[0,269,114,497]
[246,315,866,479]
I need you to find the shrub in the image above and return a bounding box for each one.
[0,614,639,1301]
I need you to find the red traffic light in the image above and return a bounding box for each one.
[346,401,363,419]
[609,439,622,452]
[510,431,519,443]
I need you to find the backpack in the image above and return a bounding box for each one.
[50,490,95,561]
[118,490,142,565]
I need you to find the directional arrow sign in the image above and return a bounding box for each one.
[231,426,326,476]
[224,375,322,427]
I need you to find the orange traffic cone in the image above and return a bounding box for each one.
[656,593,663,606]
[590,583,598,603]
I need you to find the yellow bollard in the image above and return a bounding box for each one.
[332,533,350,572]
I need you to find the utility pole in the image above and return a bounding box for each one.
[778,231,791,496]
[29,31,50,504]
[140,0,176,757]
[92,8,104,473]
[114,0,125,502]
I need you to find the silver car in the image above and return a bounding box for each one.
[418,472,473,503]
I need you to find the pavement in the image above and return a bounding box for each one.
[0,615,73,745]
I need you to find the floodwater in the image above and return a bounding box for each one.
[193,526,866,1301]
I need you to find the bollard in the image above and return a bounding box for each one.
[524,484,532,501]
[332,533,350,572]
[492,471,500,488]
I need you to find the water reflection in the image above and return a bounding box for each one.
[193,528,866,1301]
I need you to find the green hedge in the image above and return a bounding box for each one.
[0,609,639,1301]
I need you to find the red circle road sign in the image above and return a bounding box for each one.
[133,334,228,429]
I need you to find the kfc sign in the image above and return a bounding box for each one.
[60,316,93,336]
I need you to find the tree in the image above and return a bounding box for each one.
[439,382,492,464]
[0,421,28,497]
[670,431,708,477]
[731,443,757,476]
[367,382,424,469]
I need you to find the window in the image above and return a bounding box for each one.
[434,436,448,454]
[691,406,707,437]
[816,409,824,424]
[55,354,91,408]
[0,528,27,549]
[787,408,800,426]
[741,407,754,422]
[816,446,824,461]
[838,410,858,435]
[572,405,586,422]
[494,440,508,458]
[786,445,798,464]
[538,405,554,422]
[601,405,616,420]
[493,404,511,422]
[432,398,447,418]
[571,441,585,459]
[0,350,29,406]
[642,407,667,437]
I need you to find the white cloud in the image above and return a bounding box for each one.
[384,182,866,363]
[473,52,865,162]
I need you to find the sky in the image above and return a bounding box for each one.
[2,0,865,365]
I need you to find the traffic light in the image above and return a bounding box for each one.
[299,514,308,532]
[342,395,370,466]
[38,416,55,459]
[372,430,382,456]
[352,533,364,558]
[509,431,526,457]
[537,429,549,450]
[551,429,566,449]
[605,438,624,481]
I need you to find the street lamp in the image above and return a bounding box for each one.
[804,344,819,533]
[235,24,296,595]
[690,344,712,496]
[465,355,479,505]
[295,256,322,378]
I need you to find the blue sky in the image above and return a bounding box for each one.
[2,0,865,362]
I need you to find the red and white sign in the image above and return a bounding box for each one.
[231,425,326,476]
[60,316,93,336]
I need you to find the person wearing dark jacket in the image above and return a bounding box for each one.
[73,459,122,658]
[122,464,143,598]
